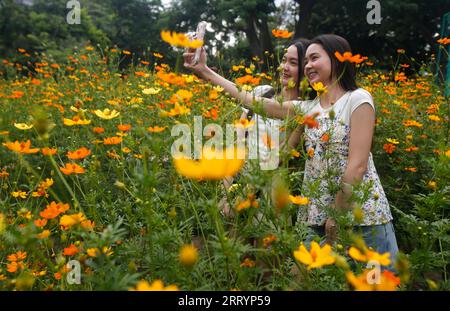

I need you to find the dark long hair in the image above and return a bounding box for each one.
[309,34,357,91]
[289,38,310,90]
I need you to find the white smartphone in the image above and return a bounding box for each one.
[193,21,207,65]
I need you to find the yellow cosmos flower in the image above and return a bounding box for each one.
[293,241,336,270]
[94,108,120,120]
[173,147,245,181]
[11,190,28,199]
[36,230,51,239]
[142,88,161,95]
[175,89,193,101]
[60,213,86,229]
[291,149,300,158]
[289,195,309,205]
[63,117,91,126]
[445,149,450,158]
[160,103,191,117]
[386,138,399,145]
[312,82,328,96]
[14,123,34,130]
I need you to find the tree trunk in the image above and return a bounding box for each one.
[244,16,262,59]
[294,0,315,39]
[259,15,274,56]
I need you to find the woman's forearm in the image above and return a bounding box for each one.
[334,164,366,210]
[201,66,298,120]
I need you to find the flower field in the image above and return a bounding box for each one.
[0,43,448,291]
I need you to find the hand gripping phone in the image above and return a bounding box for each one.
[192,21,207,65]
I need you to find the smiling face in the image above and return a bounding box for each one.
[303,43,333,86]
[280,45,299,87]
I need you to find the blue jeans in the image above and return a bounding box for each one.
[306,221,399,271]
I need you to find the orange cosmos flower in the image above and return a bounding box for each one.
[41,147,57,156]
[39,201,70,219]
[334,51,368,64]
[298,113,320,129]
[34,218,48,227]
[67,147,91,160]
[271,29,293,39]
[117,124,132,132]
[93,127,105,134]
[63,244,80,256]
[8,251,27,262]
[3,140,40,154]
[321,133,330,142]
[103,136,123,145]
[404,146,419,152]
[383,143,396,154]
[240,258,256,268]
[263,235,277,248]
[404,167,417,172]
[437,37,450,45]
[147,126,167,133]
[235,75,261,86]
[7,261,25,273]
[403,120,423,128]
[60,163,85,175]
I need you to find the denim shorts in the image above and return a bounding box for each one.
[305,221,399,271]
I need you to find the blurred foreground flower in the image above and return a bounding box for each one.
[14,123,34,130]
[3,140,39,154]
[179,244,198,267]
[173,147,245,180]
[130,279,179,291]
[348,243,391,266]
[161,30,203,49]
[346,270,400,291]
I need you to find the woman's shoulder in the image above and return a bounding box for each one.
[349,88,373,102]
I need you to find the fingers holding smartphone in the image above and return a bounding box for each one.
[183,47,207,74]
